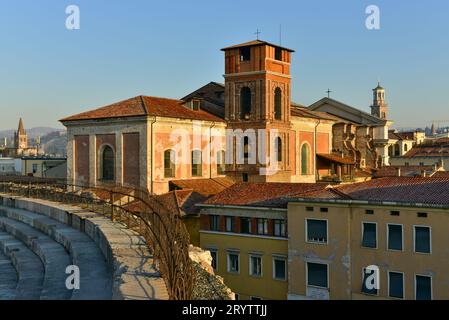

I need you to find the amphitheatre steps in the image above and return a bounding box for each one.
[0,232,44,300]
[0,194,169,300]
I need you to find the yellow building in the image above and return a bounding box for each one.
[287,176,449,300]
[197,182,329,300]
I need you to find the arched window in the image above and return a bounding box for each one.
[164,149,175,178]
[192,150,202,177]
[101,145,115,181]
[217,150,226,174]
[301,143,311,175]
[274,87,282,120]
[240,87,251,120]
[275,137,282,162]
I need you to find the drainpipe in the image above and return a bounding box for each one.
[209,122,216,179]
[149,116,157,194]
[314,119,321,181]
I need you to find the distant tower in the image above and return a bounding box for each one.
[370,82,388,119]
[431,122,437,136]
[14,118,28,151]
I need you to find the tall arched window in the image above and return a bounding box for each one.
[301,143,311,175]
[164,149,175,178]
[274,87,282,120]
[240,87,251,120]
[101,145,115,181]
[192,150,202,177]
[275,137,282,162]
[217,150,226,174]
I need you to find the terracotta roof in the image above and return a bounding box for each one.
[317,153,355,165]
[221,40,295,52]
[60,95,224,123]
[153,190,207,217]
[203,182,330,208]
[169,177,235,198]
[431,171,449,178]
[291,106,341,122]
[388,130,414,141]
[313,177,449,205]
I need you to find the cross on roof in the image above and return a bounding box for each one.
[254,29,261,40]
[326,88,332,98]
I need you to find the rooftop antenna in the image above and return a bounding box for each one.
[255,29,261,40]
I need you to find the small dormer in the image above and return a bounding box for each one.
[184,98,202,111]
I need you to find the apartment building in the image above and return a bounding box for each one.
[287,176,449,300]
[197,182,329,300]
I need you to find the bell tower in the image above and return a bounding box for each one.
[222,40,295,182]
[371,82,388,119]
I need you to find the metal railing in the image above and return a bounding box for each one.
[0,176,194,300]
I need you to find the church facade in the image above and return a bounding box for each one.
[61,40,392,194]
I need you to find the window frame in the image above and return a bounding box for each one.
[191,149,203,177]
[415,274,433,300]
[272,256,287,281]
[209,215,220,231]
[388,270,405,300]
[273,219,286,237]
[208,248,218,271]
[413,225,432,254]
[387,223,404,252]
[164,149,176,178]
[361,221,378,249]
[257,218,269,235]
[227,251,240,274]
[249,254,263,278]
[240,217,252,234]
[306,261,329,289]
[225,216,234,233]
[305,218,328,245]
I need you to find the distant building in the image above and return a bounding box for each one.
[6,118,39,157]
[389,137,449,171]
[21,157,67,178]
[0,157,21,175]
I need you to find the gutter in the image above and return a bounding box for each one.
[287,197,449,210]
[314,118,321,180]
[209,122,216,179]
[149,116,157,193]
[196,203,287,212]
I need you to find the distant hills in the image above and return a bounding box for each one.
[0,127,64,140]
[0,127,67,156]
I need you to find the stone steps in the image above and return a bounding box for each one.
[0,194,169,300]
[0,232,44,300]
[0,216,72,300]
[0,250,18,300]
[0,206,112,300]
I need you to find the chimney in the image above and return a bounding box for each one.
[396,167,401,177]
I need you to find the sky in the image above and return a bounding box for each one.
[0,0,448,130]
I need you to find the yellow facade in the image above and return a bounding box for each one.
[288,201,449,300]
[200,231,288,300]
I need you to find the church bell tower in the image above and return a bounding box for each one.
[221,39,295,182]
[371,82,388,119]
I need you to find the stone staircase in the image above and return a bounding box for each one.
[0,194,169,300]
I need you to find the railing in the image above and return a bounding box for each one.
[0,176,194,300]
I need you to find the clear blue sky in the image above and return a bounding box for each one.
[0,0,448,129]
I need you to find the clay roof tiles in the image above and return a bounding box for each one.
[60,95,224,123]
